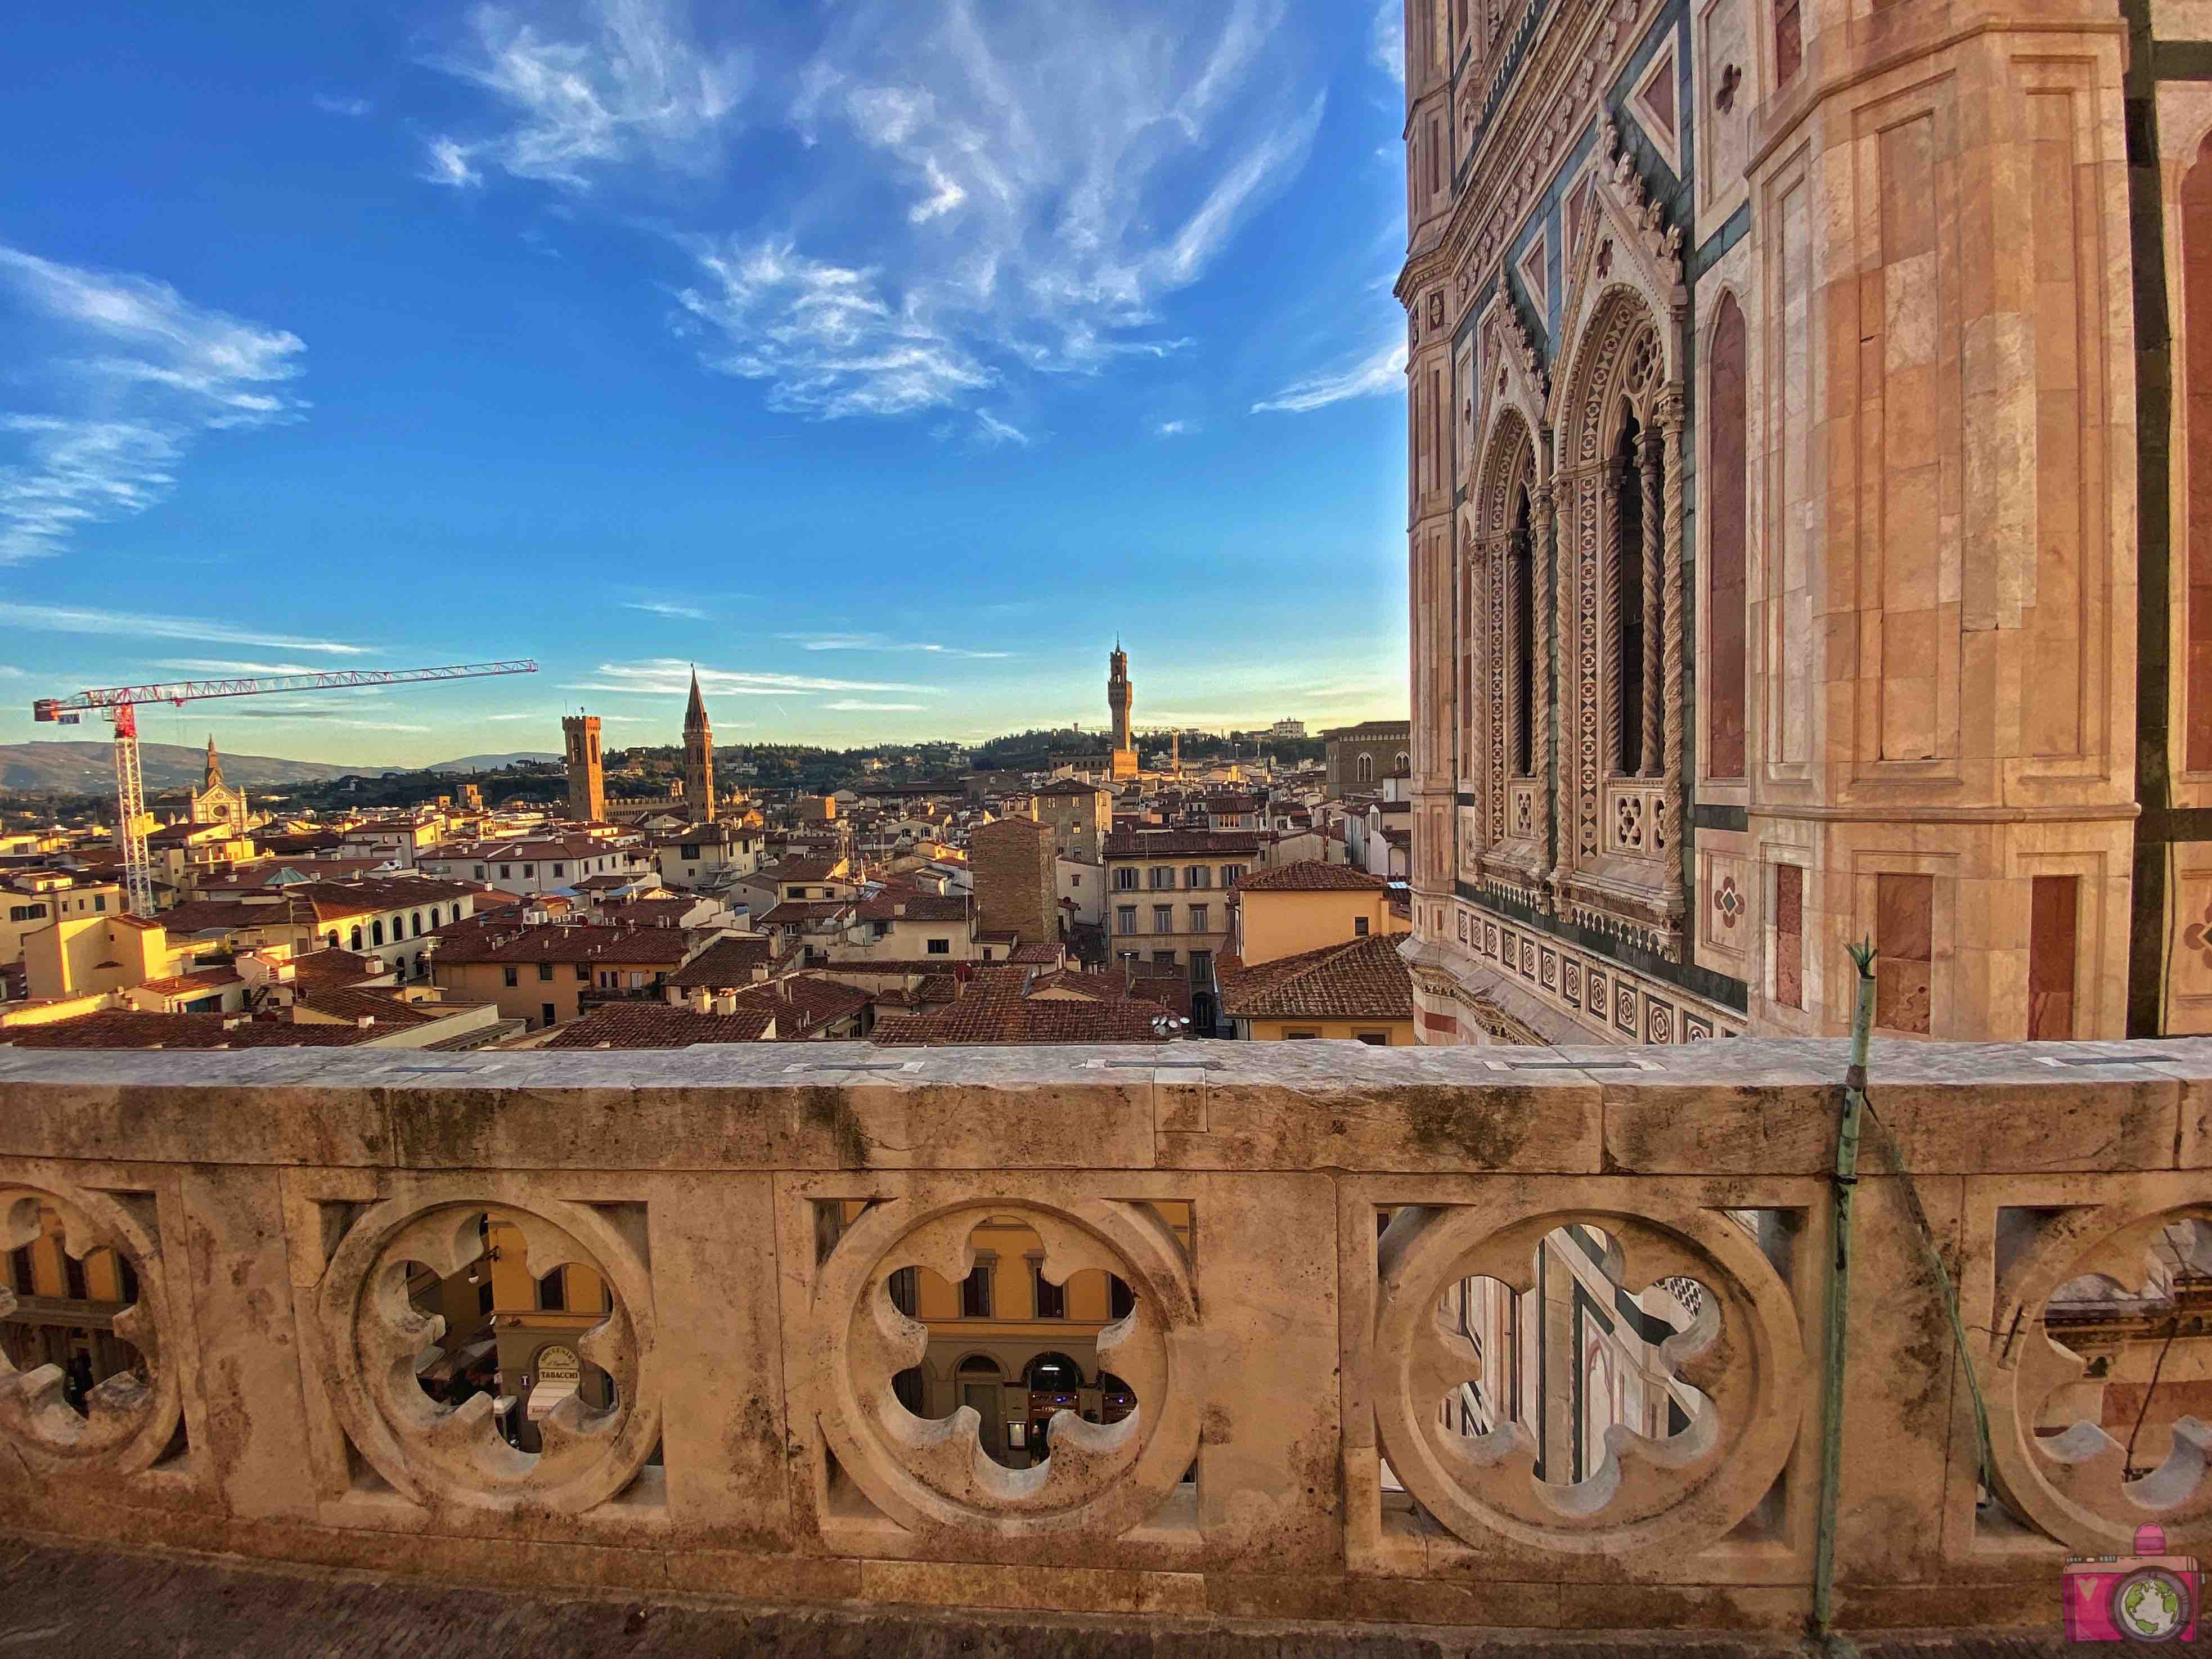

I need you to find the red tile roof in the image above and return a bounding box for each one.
[0,1012,384,1049]
[875,997,1172,1045]
[666,934,783,987]
[1231,860,1387,893]
[432,923,699,967]
[1214,934,1414,1023]
[1103,829,1265,857]
[542,1004,776,1048]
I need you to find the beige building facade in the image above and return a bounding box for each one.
[1396,0,2197,1044]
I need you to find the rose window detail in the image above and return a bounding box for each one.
[811,1197,1200,1541]
[1987,1204,2212,1548]
[1372,1195,1805,1554]
[311,1186,659,1514]
[0,1182,183,1475]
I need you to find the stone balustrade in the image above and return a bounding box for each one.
[0,1037,2205,1635]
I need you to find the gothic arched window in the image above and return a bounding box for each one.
[1510,485,1536,777]
[1612,409,1647,777]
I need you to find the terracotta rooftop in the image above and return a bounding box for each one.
[873,991,1173,1046]
[431,923,699,967]
[665,934,781,987]
[541,1004,777,1048]
[0,1012,385,1049]
[856,892,969,923]
[1231,860,1387,893]
[287,946,393,985]
[1103,829,1265,857]
[1214,934,1415,1023]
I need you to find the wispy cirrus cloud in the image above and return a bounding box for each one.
[0,246,306,562]
[1251,338,1406,414]
[151,658,340,676]
[421,0,750,191]
[1370,0,1405,84]
[824,699,924,712]
[0,602,368,655]
[564,659,940,696]
[313,92,375,117]
[778,632,1010,660]
[421,1,1323,426]
[622,599,709,621]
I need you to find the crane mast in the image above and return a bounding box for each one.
[33,659,539,918]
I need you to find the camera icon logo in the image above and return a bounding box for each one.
[2063,1524,2200,1643]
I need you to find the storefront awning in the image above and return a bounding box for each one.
[525,1381,578,1422]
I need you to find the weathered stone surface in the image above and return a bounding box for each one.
[0,1040,2202,1636]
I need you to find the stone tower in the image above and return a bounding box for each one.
[682,669,716,822]
[1107,641,1137,781]
[1395,0,2144,1043]
[561,713,604,823]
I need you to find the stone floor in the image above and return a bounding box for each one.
[0,1536,2181,1658]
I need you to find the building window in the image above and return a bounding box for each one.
[503,965,519,987]
[475,866,487,880]
[888,1266,919,1317]
[2028,875,2080,1040]
[1033,1266,1065,1320]
[1875,873,1935,1035]
[1113,868,1138,891]
[927,938,950,955]
[1285,1029,1320,1039]
[960,1264,993,1319]
[552,864,565,879]
[1775,0,1802,86]
[537,961,554,982]
[574,962,591,982]
[499,865,511,879]
[7,1246,33,1297]
[1222,865,1246,887]
[1116,906,1138,936]
[537,1268,567,1311]
[93,894,106,912]
[541,1002,557,1028]
[1150,866,1174,889]
[1109,1276,1135,1320]
[1153,905,1173,935]
[1355,916,1371,937]
[1185,866,1210,888]
[1356,1031,1390,1046]
[1188,904,1209,934]
[1189,948,1212,984]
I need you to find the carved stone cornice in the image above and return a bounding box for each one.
[1397,0,1660,325]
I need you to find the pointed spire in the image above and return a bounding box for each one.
[684,665,708,730]
[203,734,222,790]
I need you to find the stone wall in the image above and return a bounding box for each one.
[971,816,1058,946]
[0,1037,2206,1633]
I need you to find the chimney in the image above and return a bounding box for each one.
[713,992,736,1015]
[357,1015,375,1029]
[687,986,711,1013]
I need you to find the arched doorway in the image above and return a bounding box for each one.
[1023,1351,1085,1460]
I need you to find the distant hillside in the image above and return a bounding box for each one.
[427,752,561,773]
[0,741,385,793]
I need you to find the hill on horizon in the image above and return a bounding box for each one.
[0,741,571,793]
[0,740,394,793]
[426,753,561,773]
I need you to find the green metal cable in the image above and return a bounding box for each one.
[1811,938,1877,1643]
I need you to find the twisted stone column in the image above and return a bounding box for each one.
[1639,425,1664,780]
[1529,480,1558,912]
[1659,390,1688,948]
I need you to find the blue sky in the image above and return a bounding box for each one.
[0,1,1410,766]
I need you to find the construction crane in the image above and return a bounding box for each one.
[33,660,539,917]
